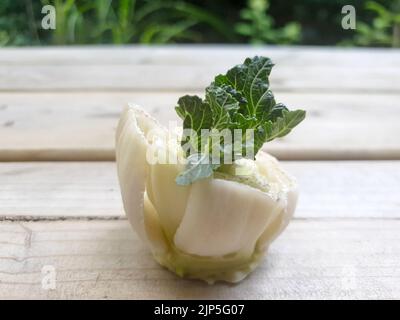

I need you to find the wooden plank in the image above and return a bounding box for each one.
[0,161,399,219]
[285,161,400,219]
[0,219,399,299]
[0,162,123,218]
[0,46,399,92]
[1,64,398,93]
[0,91,399,161]
[1,46,399,68]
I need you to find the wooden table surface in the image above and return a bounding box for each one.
[0,45,399,299]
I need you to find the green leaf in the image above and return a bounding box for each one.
[175,95,213,131]
[174,56,306,185]
[205,84,239,130]
[175,153,220,185]
[268,103,288,121]
[263,109,306,142]
[218,56,275,119]
[175,95,213,153]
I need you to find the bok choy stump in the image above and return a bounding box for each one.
[116,56,305,283]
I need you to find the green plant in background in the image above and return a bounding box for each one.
[39,0,235,45]
[235,0,301,44]
[352,0,400,47]
[0,0,397,47]
[0,0,41,46]
[129,0,229,43]
[42,0,85,44]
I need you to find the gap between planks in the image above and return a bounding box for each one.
[2,216,400,222]
[3,149,400,162]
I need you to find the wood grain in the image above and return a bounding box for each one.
[0,161,399,219]
[1,65,398,93]
[1,91,399,161]
[0,162,123,218]
[2,46,399,66]
[0,219,399,299]
[0,46,399,92]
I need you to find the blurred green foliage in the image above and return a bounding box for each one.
[0,0,398,46]
[40,0,235,44]
[350,1,400,47]
[235,0,301,44]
